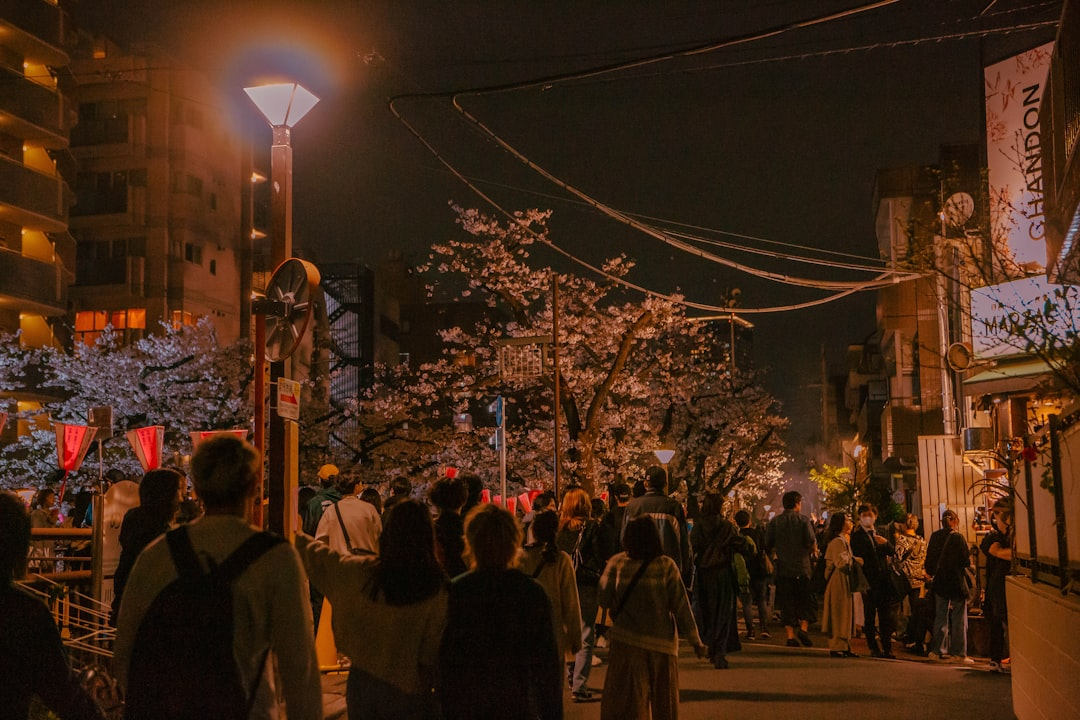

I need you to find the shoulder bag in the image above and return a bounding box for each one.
[334,502,376,557]
[610,558,653,621]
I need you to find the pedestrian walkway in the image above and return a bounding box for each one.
[320,628,1013,719]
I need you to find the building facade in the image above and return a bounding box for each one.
[66,35,245,345]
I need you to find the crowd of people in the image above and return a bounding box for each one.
[1,435,1015,719]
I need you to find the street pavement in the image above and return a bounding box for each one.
[320,628,1015,719]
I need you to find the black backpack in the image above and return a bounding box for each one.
[123,526,285,720]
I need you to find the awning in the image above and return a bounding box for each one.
[963,357,1053,396]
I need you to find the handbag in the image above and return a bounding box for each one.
[849,560,871,594]
[572,523,602,585]
[888,547,912,597]
[958,565,976,600]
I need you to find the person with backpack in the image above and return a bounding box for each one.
[556,487,605,703]
[690,493,745,669]
[114,435,321,720]
[734,510,772,640]
[622,467,692,586]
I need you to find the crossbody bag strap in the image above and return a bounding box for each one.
[612,557,653,620]
[333,502,355,554]
[531,555,549,578]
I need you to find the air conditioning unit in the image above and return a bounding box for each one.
[963,427,995,453]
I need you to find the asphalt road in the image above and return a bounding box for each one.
[321,630,1014,719]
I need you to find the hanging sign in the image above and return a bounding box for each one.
[55,423,98,501]
[126,426,165,472]
[190,429,249,450]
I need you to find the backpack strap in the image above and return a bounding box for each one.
[218,531,287,582]
[165,526,204,580]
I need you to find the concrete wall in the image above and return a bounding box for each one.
[1007,577,1080,720]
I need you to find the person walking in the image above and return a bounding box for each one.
[314,473,381,558]
[114,435,321,719]
[622,467,692,585]
[820,512,860,657]
[298,500,448,719]
[521,510,584,681]
[690,493,744,669]
[734,510,771,640]
[764,490,818,648]
[926,509,973,663]
[598,517,707,720]
[429,476,468,579]
[110,468,185,625]
[439,504,562,720]
[556,487,605,702]
[0,491,107,720]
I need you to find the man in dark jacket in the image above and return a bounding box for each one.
[622,467,691,584]
[926,509,972,662]
[849,503,900,658]
[764,490,817,648]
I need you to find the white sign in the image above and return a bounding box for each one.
[971,276,1080,358]
[984,43,1054,269]
[277,378,301,421]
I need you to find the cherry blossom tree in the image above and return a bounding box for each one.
[0,319,253,491]
[339,206,790,502]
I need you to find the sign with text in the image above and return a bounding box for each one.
[971,276,1080,358]
[277,378,301,420]
[126,426,164,472]
[984,42,1053,269]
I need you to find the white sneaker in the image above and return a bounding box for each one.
[595,636,608,649]
[959,656,975,665]
[591,655,602,666]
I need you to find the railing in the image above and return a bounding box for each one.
[1014,410,1079,595]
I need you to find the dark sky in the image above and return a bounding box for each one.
[72,0,1060,460]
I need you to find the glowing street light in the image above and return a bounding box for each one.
[654,447,675,485]
[245,81,318,536]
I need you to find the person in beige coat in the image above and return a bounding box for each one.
[520,510,584,666]
[298,499,448,720]
[820,512,861,657]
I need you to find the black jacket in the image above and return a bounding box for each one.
[850,524,898,601]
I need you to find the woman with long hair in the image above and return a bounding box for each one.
[690,493,745,669]
[521,510,583,672]
[556,487,605,702]
[298,499,448,720]
[439,504,561,720]
[820,512,861,657]
[111,468,185,624]
[598,517,706,720]
[429,476,468,579]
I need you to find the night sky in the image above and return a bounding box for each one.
[71,0,1060,464]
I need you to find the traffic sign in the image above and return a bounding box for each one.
[277,378,301,420]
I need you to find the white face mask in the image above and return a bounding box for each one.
[860,516,875,530]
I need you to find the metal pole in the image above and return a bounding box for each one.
[500,426,507,511]
[267,124,292,536]
[1024,444,1039,584]
[253,317,266,529]
[1048,414,1070,589]
[552,273,561,501]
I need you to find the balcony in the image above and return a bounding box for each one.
[0,157,71,231]
[0,67,72,146]
[0,0,69,66]
[0,249,67,316]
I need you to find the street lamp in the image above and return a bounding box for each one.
[245,81,318,535]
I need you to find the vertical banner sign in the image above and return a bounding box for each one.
[55,423,98,501]
[126,426,165,472]
[0,411,6,436]
[984,42,1054,269]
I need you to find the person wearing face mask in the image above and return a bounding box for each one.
[849,503,901,658]
[980,498,1013,673]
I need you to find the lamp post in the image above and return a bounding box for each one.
[245,81,318,535]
